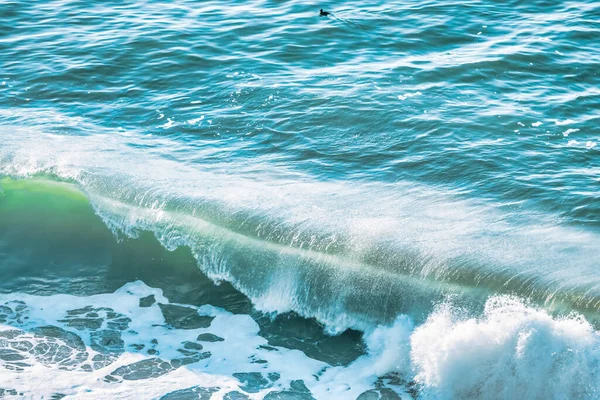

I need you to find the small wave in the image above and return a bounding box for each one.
[1,129,600,333]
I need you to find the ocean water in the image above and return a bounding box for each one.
[0,0,599,398]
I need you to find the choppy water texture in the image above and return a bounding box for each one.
[0,0,599,398]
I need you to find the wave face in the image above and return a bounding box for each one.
[1,133,600,331]
[1,0,600,397]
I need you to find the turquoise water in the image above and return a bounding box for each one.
[1,1,599,398]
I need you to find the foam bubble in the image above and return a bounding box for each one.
[563,128,579,137]
[555,119,576,126]
[398,91,422,100]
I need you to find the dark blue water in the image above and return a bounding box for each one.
[1,0,599,398]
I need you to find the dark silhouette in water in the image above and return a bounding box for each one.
[319,9,330,17]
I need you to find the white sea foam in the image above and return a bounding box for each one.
[566,139,597,150]
[398,91,422,100]
[555,119,576,126]
[562,128,579,137]
[1,283,599,399]
[0,281,409,399]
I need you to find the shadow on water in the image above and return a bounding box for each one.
[0,177,365,366]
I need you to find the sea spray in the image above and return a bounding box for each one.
[411,296,600,399]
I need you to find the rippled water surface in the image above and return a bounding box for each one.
[3,0,599,213]
[0,0,599,398]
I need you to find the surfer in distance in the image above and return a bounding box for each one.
[319,9,330,16]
